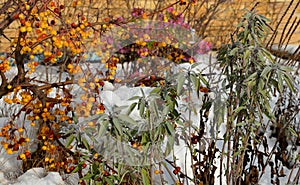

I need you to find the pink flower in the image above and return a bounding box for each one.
[166,7,174,12]
[197,40,212,54]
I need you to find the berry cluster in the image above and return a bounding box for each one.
[0,123,30,155]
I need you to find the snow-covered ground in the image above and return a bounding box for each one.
[0,168,64,185]
[0,52,299,184]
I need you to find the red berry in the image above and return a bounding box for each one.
[13,144,19,151]
[13,14,19,19]
[71,23,76,28]
[25,151,31,158]
[54,8,59,14]
[69,166,75,171]
[56,133,61,139]
[20,19,26,26]
[18,137,26,144]
[99,81,104,86]
[199,86,209,93]
[103,171,109,176]
[41,33,47,38]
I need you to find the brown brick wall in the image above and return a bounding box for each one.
[205,0,300,47]
[0,0,299,52]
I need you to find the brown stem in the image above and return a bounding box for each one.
[0,70,8,87]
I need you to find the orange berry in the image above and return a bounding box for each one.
[20,153,26,160]
[18,14,24,19]
[132,142,137,148]
[20,26,27,32]
[6,149,13,154]
[199,86,209,93]
[49,1,55,7]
